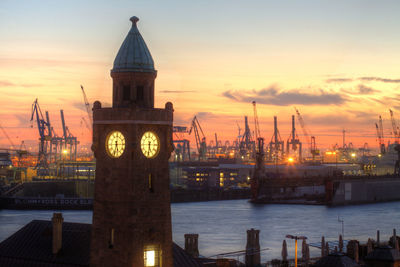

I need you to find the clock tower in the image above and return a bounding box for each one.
[90,16,174,267]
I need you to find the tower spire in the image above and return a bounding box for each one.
[111,16,157,109]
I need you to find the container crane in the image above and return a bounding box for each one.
[239,116,254,158]
[172,126,190,161]
[188,116,207,161]
[286,115,302,161]
[268,116,284,162]
[30,98,51,172]
[60,110,78,161]
[235,121,242,150]
[359,142,370,156]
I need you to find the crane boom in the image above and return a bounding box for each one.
[253,101,263,155]
[294,107,309,137]
[294,107,319,160]
[80,85,93,131]
[189,116,207,160]
[376,118,386,154]
[252,101,261,141]
[379,115,385,145]
[81,117,91,132]
[0,123,15,148]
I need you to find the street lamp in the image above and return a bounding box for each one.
[338,216,344,238]
[286,235,307,267]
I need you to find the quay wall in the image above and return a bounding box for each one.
[18,180,94,198]
[0,184,250,209]
[331,177,400,205]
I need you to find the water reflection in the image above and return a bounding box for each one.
[0,199,399,261]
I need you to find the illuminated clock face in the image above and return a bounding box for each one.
[141,131,160,158]
[106,131,125,158]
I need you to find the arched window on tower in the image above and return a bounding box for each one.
[137,85,144,101]
[123,85,131,101]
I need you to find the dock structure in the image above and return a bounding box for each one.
[30,99,79,176]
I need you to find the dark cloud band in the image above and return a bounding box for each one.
[325,77,400,84]
[222,86,346,106]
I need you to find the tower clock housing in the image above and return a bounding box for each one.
[90,16,174,267]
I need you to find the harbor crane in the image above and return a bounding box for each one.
[173,126,190,161]
[81,117,91,133]
[295,107,320,161]
[389,109,400,175]
[30,98,51,173]
[236,121,242,139]
[359,142,370,156]
[0,123,15,149]
[239,116,254,159]
[252,101,261,142]
[0,124,28,166]
[60,110,78,161]
[375,115,386,154]
[268,116,284,162]
[80,85,93,133]
[389,109,399,143]
[235,121,242,150]
[252,101,265,160]
[30,99,79,176]
[286,115,302,161]
[189,116,207,161]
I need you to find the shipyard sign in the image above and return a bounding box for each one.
[7,197,93,209]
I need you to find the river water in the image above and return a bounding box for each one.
[1,199,399,262]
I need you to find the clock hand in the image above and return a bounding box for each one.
[148,141,151,155]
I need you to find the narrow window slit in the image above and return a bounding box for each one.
[149,173,154,192]
[109,228,115,248]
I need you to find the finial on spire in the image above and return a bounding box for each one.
[130,16,139,26]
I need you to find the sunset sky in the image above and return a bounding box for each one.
[1,0,400,153]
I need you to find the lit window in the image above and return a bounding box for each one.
[144,250,155,266]
[144,245,159,267]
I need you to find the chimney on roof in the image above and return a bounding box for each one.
[52,212,63,254]
[184,234,199,258]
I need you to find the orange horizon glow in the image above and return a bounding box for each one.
[1,1,400,153]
